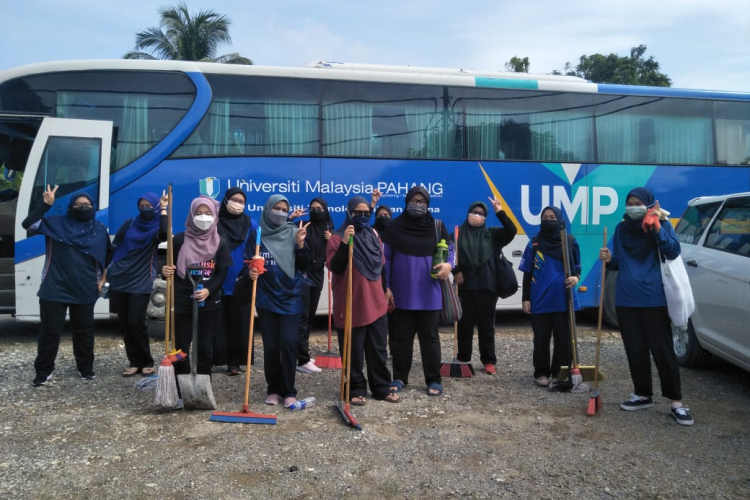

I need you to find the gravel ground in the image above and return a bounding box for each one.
[1,312,749,500]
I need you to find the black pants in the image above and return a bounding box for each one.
[298,284,323,366]
[258,308,300,398]
[229,273,255,367]
[390,309,442,387]
[337,314,392,400]
[110,291,153,369]
[457,288,498,365]
[617,306,682,401]
[530,311,571,379]
[35,299,95,377]
[173,309,218,375]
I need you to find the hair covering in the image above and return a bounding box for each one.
[372,204,393,234]
[176,195,221,278]
[537,206,564,262]
[36,192,108,267]
[110,192,160,265]
[335,196,383,281]
[382,186,436,256]
[305,196,334,267]
[259,194,299,279]
[457,201,494,270]
[217,187,250,251]
[620,187,658,262]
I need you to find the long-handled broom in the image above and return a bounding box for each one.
[441,226,474,378]
[587,228,607,416]
[315,270,342,369]
[155,184,184,408]
[336,235,362,431]
[210,227,277,425]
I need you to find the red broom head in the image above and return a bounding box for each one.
[586,397,597,416]
[440,364,451,377]
[460,364,475,378]
[315,354,342,369]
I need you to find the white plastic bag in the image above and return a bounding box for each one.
[660,255,695,327]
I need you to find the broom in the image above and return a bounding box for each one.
[587,228,607,416]
[440,226,474,378]
[315,270,342,369]
[155,184,184,408]
[336,235,362,431]
[210,227,277,425]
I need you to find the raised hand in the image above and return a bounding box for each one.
[296,221,310,247]
[289,208,307,220]
[488,195,502,213]
[43,184,59,206]
[370,188,382,208]
[160,190,169,210]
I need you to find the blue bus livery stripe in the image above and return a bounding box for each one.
[597,83,750,101]
[15,236,44,264]
[475,77,538,90]
[109,71,213,192]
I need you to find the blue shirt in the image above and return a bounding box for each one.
[222,220,258,296]
[519,239,581,314]
[108,217,166,295]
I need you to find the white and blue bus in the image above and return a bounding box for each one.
[1,60,748,324]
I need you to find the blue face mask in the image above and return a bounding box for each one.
[139,206,157,221]
[351,215,371,230]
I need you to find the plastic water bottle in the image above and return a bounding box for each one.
[195,284,205,307]
[431,239,448,278]
[99,282,110,298]
[287,397,316,410]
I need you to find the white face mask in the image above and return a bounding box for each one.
[193,214,214,230]
[467,213,486,227]
[626,206,648,220]
[226,200,244,215]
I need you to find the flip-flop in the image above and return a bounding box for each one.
[427,382,443,397]
[265,394,280,406]
[383,393,401,403]
[350,396,367,406]
[389,379,404,393]
[141,367,155,376]
[122,367,140,377]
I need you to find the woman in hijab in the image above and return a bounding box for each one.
[161,195,232,383]
[383,186,453,397]
[519,206,580,388]
[22,185,111,386]
[216,187,256,376]
[106,191,168,377]
[246,194,311,408]
[326,196,399,405]
[290,197,334,374]
[453,197,517,375]
[372,204,393,238]
[599,187,693,426]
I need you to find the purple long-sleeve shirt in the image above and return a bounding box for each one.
[384,242,455,311]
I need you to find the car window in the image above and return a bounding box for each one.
[675,202,722,245]
[704,205,750,257]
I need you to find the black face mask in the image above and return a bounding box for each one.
[374,216,391,231]
[540,220,559,233]
[309,210,326,222]
[70,207,94,222]
[139,207,156,221]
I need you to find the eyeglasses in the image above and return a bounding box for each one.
[410,199,428,206]
[352,210,372,217]
[229,197,245,204]
[73,203,93,209]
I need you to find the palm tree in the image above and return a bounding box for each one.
[123,2,252,64]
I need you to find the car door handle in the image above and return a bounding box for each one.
[685,260,698,267]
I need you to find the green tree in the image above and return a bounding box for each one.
[504,56,530,73]
[559,45,670,86]
[123,2,252,64]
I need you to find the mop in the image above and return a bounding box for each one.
[440,226,474,378]
[336,235,362,431]
[587,228,607,416]
[211,227,277,424]
[315,270,342,369]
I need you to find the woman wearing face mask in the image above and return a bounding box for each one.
[383,186,454,397]
[372,205,393,237]
[161,196,232,387]
[453,197,517,375]
[22,186,111,386]
[599,187,693,426]
[519,206,580,388]
[106,191,168,377]
[289,197,333,374]
[215,187,257,376]
[246,195,311,408]
[326,197,400,405]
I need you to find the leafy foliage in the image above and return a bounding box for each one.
[504,56,530,73]
[552,45,671,86]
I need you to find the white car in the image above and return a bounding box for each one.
[673,192,750,371]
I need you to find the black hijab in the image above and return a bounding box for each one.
[217,187,250,251]
[537,206,564,262]
[335,196,382,281]
[620,187,658,262]
[305,197,334,266]
[458,201,494,270]
[383,186,436,256]
[372,204,393,235]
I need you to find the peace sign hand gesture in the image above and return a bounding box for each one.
[43,184,59,206]
[296,221,310,248]
[488,195,503,214]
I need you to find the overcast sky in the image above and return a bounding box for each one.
[2,0,749,91]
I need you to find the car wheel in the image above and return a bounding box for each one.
[672,319,712,367]
[602,270,618,328]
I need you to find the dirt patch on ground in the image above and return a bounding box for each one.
[1,313,749,499]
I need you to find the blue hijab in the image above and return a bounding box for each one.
[37,193,109,267]
[335,196,382,281]
[620,187,657,262]
[110,192,160,265]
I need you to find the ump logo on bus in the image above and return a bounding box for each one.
[199,177,221,199]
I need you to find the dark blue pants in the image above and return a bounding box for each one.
[258,308,300,398]
[35,299,95,377]
[530,311,571,379]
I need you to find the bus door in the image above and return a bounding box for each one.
[14,118,112,321]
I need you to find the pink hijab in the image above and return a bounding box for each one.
[176,195,221,278]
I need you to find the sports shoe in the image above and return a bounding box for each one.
[484,364,496,375]
[32,372,53,387]
[620,393,653,411]
[297,361,322,374]
[79,372,96,381]
[671,406,694,426]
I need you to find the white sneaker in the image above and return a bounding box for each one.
[296,361,322,374]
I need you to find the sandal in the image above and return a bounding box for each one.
[141,367,155,376]
[383,393,401,403]
[122,367,140,377]
[265,394,280,406]
[427,382,443,397]
[350,395,367,406]
[389,379,405,393]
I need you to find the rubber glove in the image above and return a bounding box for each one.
[249,256,267,275]
[642,200,662,233]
